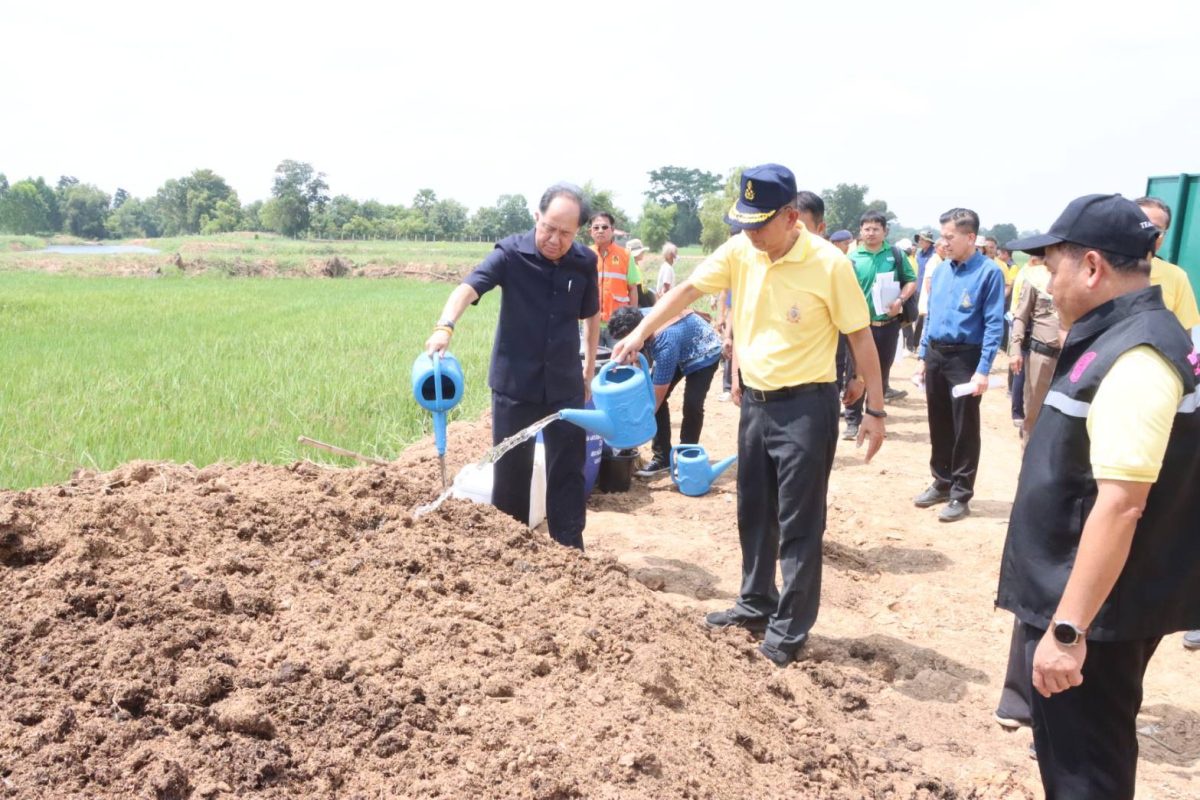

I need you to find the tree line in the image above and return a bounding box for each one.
[0,162,1020,251]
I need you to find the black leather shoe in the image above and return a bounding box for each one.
[885,387,908,401]
[938,499,970,522]
[913,486,951,508]
[704,609,768,634]
[758,641,799,668]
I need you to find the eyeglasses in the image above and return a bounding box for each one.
[590,224,611,231]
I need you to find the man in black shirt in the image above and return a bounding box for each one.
[426,183,601,550]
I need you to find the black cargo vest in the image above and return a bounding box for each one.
[996,286,1200,641]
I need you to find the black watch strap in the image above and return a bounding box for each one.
[436,318,456,331]
[864,407,887,419]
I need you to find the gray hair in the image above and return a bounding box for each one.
[538,182,591,227]
[662,242,678,257]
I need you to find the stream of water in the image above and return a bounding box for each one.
[412,412,562,517]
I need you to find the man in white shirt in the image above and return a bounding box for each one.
[656,242,678,298]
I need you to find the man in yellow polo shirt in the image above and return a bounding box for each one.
[1135,196,1200,331]
[612,164,886,668]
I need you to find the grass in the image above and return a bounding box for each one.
[0,272,499,489]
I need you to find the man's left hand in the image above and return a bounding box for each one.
[971,372,990,396]
[887,299,903,318]
[856,414,885,463]
[582,364,594,403]
[842,376,865,407]
[1032,627,1086,698]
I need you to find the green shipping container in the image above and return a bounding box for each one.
[1145,173,1200,305]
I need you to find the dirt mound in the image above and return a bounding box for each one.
[2,449,1009,798]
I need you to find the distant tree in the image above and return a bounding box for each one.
[466,206,503,241]
[0,173,8,196]
[637,200,677,251]
[645,166,722,246]
[55,175,79,195]
[495,194,533,237]
[268,160,329,237]
[864,198,897,223]
[412,189,438,217]
[989,222,1019,248]
[698,166,745,253]
[822,183,871,235]
[107,197,161,238]
[241,200,264,232]
[432,198,468,238]
[154,169,235,235]
[0,179,54,234]
[112,187,129,209]
[61,183,111,239]
[342,215,376,239]
[31,177,62,232]
[201,195,244,234]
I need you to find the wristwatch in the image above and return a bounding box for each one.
[1052,619,1087,647]
[864,407,888,419]
[435,318,456,331]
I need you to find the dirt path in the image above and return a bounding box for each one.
[582,353,1200,799]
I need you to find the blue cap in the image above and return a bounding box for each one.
[725,164,797,230]
[829,229,854,243]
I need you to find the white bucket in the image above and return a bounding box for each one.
[449,441,546,530]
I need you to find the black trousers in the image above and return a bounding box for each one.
[924,344,982,502]
[1020,624,1161,800]
[846,320,900,425]
[1011,347,1028,420]
[491,391,586,550]
[721,356,732,392]
[733,383,838,654]
[996,618,1034,726]
[651,361,719,462]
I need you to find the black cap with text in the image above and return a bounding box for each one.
[1006,193,1159,259]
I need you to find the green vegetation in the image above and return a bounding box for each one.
[0,273,499,489]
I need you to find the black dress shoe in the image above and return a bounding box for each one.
[758,641,800,668]
[938,499,971,522]
[885,387,908,401]
[913,485,951,508]
[704,609,768,633]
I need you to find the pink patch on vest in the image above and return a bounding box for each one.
[1188,350,1200,377]
[1069,351,1098,383]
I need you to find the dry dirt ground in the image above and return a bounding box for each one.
[582,353,1200,799]
[2,354,1197,799]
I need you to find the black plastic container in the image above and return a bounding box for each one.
[596,447,637,493]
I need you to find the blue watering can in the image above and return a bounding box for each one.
[411,351,465,487]
[670,444,737,497]
[558,354,656,449]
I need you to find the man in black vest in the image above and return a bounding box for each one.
[996,194,1200,799]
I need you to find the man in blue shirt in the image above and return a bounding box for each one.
[607,306,723,476]
[914,207,1006,522]
[425,183,601,550]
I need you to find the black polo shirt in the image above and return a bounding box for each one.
[464,230,600,404]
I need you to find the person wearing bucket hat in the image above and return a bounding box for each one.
[611,163,887,668]
[994,193,1200,799]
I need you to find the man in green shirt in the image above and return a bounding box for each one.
[843,210,917,439]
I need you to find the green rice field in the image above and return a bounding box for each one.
[0,271,499,489]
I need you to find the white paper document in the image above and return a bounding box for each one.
[872,273,900,313]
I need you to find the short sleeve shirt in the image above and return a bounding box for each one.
[1150,257,1200,330]
[688,229,870,390]
[648,312,723,385]
[463,230,600,404]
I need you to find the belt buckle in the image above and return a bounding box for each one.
[749,388,767,402]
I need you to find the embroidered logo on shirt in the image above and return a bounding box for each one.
[1069,351,1098,383]
[959,291,973,310]
[787,303,801,324]
[744,181,755,201]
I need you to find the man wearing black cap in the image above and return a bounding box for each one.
[611,164,886,668]
[914,208,1006,522]
[996,194,1200,799]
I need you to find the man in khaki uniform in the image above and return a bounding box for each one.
[1009,255,1061,441]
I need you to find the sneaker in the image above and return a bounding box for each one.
[938,499,971,522]
[841,423,859,441]
[634,458,669,478]
[758,641,799,668]
[913,485,951,508]
[1012,416,1025,428]
[884,387,908,401]
[994,711,1029,730]
[718,391,732,402]
[1183,630,1200,650]
[704,609,768,634]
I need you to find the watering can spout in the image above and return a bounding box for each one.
[710,455,738,482]
[557,408,616,441]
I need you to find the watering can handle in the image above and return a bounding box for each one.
[597,353,650,385]
[670,444,684,482]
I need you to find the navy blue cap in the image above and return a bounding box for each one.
[725,164,797,230]
[1007,194,1159,259]
[829,229,854,243]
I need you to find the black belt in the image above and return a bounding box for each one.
[870,317,900,327]
[1029,339,1061,357]
[742,382,834,402]
[928,341,981,353]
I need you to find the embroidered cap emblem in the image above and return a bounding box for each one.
[1069,351,1098,383]
[744,181,755,201]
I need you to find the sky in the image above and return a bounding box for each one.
[4,0,1200,233]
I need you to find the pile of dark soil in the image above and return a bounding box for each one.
[1,451,986,799]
